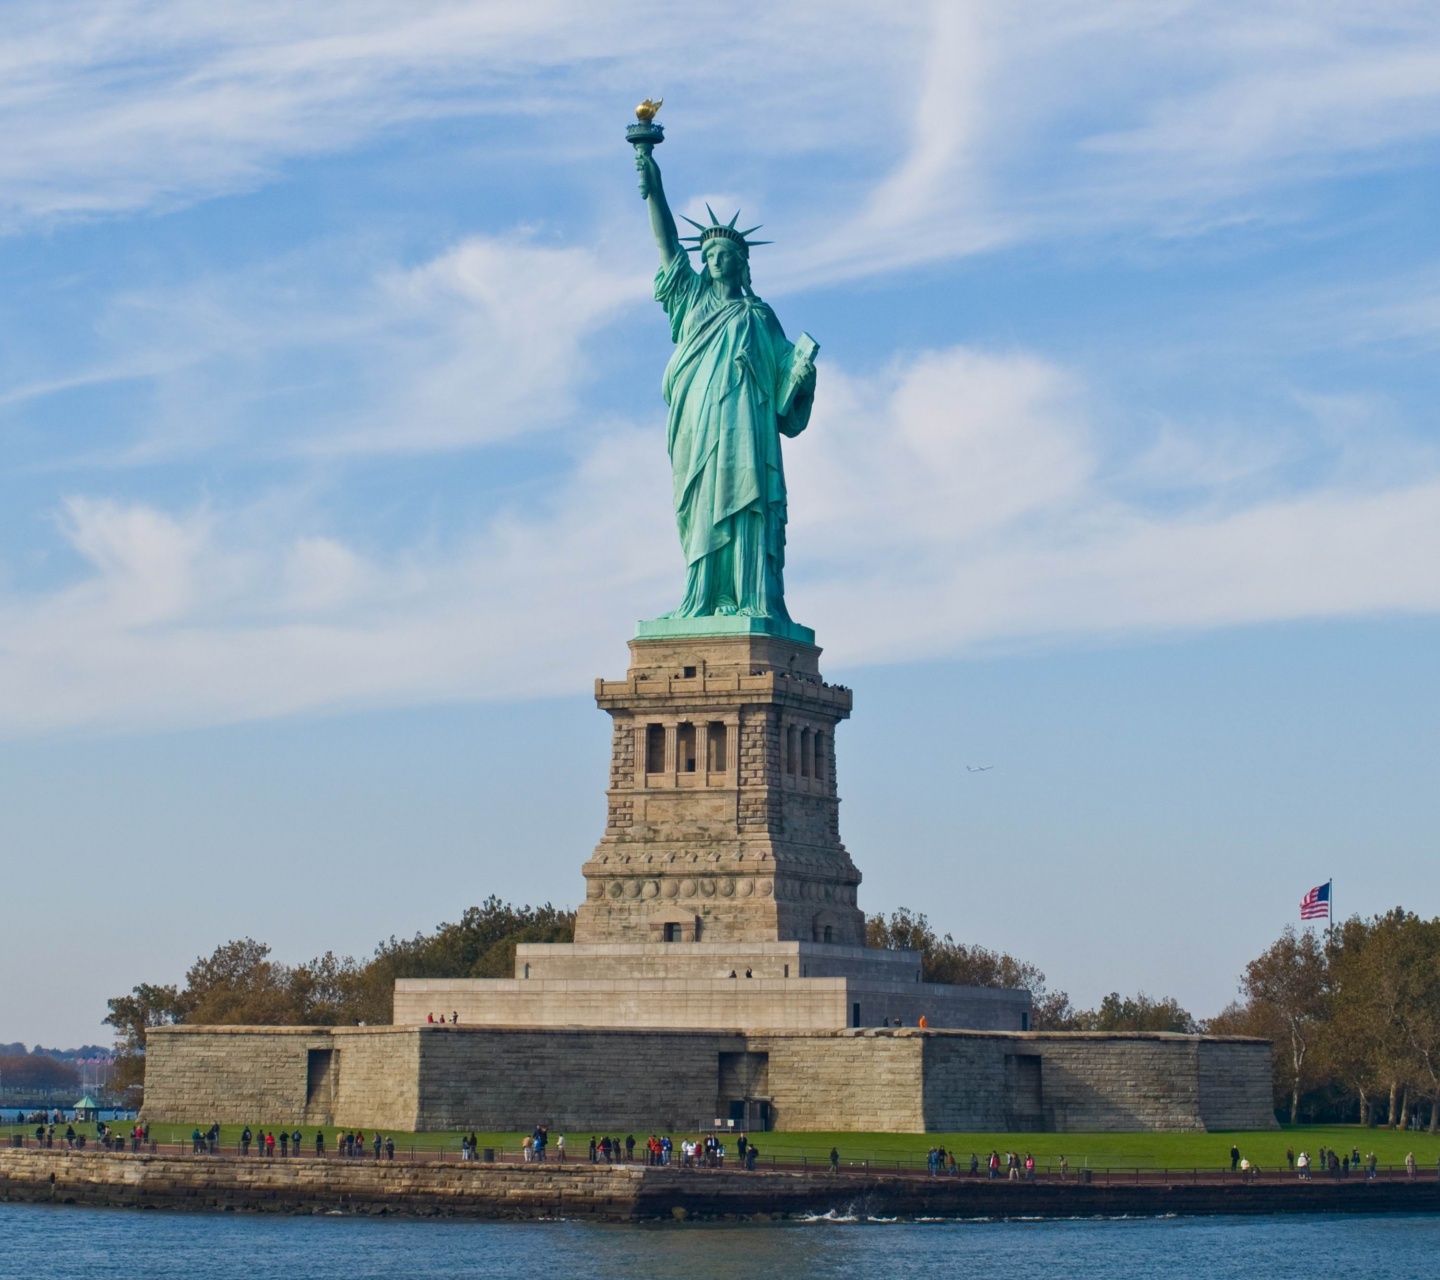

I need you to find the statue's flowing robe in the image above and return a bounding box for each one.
[655,253,812,619]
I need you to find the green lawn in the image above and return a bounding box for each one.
[751,1127,1440,1172]
[5,1121,1437,1172]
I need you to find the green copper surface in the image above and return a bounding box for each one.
[633,616,816,644]
[632,124,817,628]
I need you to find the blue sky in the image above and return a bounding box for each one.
[1,1,1438,1047]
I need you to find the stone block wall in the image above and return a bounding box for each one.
[1032,1035,1205,1132]
[331,1030,421,1131]
[415,1028,734,1132]
[1198,1039,1278,1129]
[513,941,921,983]
[853,982,1030,1032]
[144,1025,1275,1135]
[392,969,1028,1033]
[919,1032,1278,1132]
[144,1028,317,1125]
[144,1027,422,1132]
[758,1032,926,1131]
[393,977,852,1031]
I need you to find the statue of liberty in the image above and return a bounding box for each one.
[632,118,817,625]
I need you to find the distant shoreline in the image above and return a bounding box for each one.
[2,1150,1437,1221]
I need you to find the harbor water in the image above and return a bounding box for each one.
[0,1204,1436,1278]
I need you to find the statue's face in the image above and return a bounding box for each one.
[703,238,745,287]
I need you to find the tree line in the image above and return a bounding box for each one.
[1209,910,1440,1131]
[0,1052,82,1094]
[866,908,1198,1033]
[104,896,575,1097]
[105,898,1440,1130]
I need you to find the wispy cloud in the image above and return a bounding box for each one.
[6,3,1439,276]
[1,3,1438,738]
[3,342,1436,737]
[7,232,650,466]
[790,346,1440,661]
[787,2,1440,284]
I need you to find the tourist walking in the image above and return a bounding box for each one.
[1405,1151,1416,1180]
[556,1134,565,1162]
[830,1146,839,1174]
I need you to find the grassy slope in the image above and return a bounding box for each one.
[4,1122,1437,1171]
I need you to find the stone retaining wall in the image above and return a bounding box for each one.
[415,1028,735,1132]
[2,1150,1433,1221]
[144,1025,1276,1133]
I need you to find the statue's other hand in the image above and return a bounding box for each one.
[793,356,817,391]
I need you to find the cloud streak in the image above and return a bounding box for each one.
[6,3,1440,279]
[3,343,1436,738]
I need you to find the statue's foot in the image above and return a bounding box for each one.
[714,604,739,616]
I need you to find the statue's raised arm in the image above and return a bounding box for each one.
[635,149,680,268]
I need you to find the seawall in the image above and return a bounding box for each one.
[2,1151,1437,1221]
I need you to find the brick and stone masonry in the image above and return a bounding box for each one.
[576,633,864,947]
[140,629,1279,1134]
[4,1149,1432,1221]
[144,1024,1277,1133]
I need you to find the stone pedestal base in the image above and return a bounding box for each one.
[392,941,1031,1033]
[576,629,864,946]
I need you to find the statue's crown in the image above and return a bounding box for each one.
[679,206,771,254]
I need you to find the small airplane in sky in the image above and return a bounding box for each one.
[966,765,993,772]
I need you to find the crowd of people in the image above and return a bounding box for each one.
[479,1127,765,1172]
[17,1119,147,1151]
[1278,1144,1432,1181]
[232,1125,395,1160]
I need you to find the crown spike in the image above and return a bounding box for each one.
[738,225,763,237]
[727,210,741,228]
[679,214,708,231]
[705,203,720,226]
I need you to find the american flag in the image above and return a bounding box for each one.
[1300,881,1331,922]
